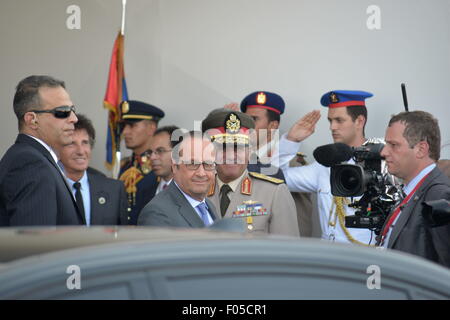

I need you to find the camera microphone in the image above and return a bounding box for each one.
[313,143,353,167]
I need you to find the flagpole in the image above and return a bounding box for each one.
[113,0,127,179]
[121,0,127,35]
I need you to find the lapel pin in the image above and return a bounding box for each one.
[98,197,106,205]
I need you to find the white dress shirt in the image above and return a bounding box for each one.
[156,178,173,195]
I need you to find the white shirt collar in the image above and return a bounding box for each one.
[174,181,207,208]
[403,163,436,196]
[26,134,59,164]
[157,178,173,193]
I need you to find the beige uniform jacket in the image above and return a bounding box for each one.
[207,171,300,237]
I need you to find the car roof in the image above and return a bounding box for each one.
[0,226,270,263]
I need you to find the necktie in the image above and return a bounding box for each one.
[220,184,232,217]
[73,182,85,221]
[197,202,211,226]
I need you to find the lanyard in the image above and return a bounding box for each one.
[380,173,430,239]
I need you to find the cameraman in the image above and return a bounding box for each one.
[378,111,450,267]
[276,90,377,245]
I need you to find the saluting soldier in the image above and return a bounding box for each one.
[119,100,164,225]
[203,108,299,236]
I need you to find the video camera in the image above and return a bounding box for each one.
[313,139,401,234]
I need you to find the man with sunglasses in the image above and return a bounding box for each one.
[138,131,218,227]
[0,75,83,226]
[118,100,164,225]
[203,108,299,236]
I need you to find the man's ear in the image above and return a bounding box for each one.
[415,141,430,159]
[356,115,366,130]
[24,112,38,127]
[268,120,279,130]
[147,121,157,136]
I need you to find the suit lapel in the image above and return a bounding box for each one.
[388,167,438,248]
[17,134,85,224]
[169,183,205,227]
[87,173,102,225]
[205,198,218,221]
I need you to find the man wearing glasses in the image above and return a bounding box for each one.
[138,131,218,227]
[0,75,82,226]
[203,109,299,236]
[148,125,179,195]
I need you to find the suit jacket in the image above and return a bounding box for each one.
[380,167,450,267]
[86,168,128,225]
[137,181,218,227]
[0,134,83,226]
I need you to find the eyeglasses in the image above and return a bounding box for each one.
[147,148,172,157]
[182,161,216,171]
[30,105,76,119]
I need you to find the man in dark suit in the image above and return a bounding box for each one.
[138,131,218,227]
[378,111,450,267]
[59,114,128,225]
[0,75,82,226]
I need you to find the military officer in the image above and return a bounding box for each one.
[202,108,299,236]
[119,100,164,225]
[277,90,381,245]
[240,91,318,237]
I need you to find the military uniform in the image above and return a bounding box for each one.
[118,100,164,225]
[240,91,312,236]
[241,91,286,180]
[289,153,321,238]
[119,152,158,225]
[208,170,299,236]
[278,90,377,245]
[202,108,299,237]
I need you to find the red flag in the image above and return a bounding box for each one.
[103,32,128,170]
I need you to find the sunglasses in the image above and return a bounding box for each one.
[30,105,76,119]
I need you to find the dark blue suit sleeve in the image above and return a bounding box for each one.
[4,156,58,225]
[118,181,129,225]
[425,185,450,266]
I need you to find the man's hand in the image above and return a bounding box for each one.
[223,102,239,111]
[286,110,321,142]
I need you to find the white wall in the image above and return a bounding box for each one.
[1,0,449,175]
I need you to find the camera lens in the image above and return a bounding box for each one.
[341,168,360,191]
[331,164,365,196]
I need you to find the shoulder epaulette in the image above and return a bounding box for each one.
[248,171,285,184]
